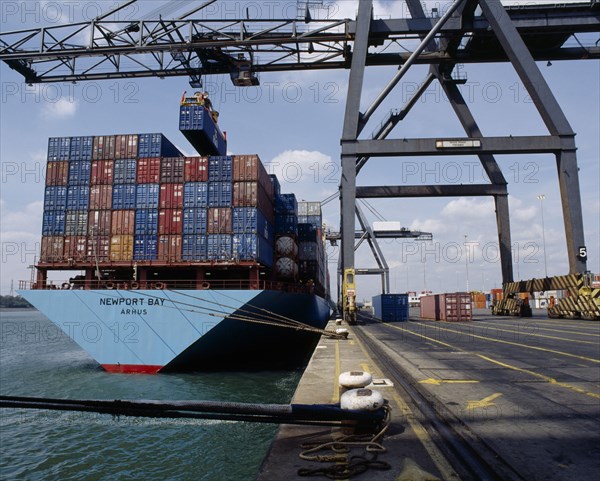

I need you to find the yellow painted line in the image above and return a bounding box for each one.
[332,340,340,403]
[466,393,503,410]
[360,363,371,373]
[351,329,460,481]
[473,320,600,338]
[420,378,479,386]
[468,322,599,345]
[349,340,355,345]
[382,323,600,400]
[410,321,600,364]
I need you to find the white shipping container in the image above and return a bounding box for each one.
[373,221,402,231]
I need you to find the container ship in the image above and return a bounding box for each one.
[19,95,331,373]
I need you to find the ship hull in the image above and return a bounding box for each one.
[18,289,330,373]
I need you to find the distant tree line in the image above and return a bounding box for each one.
[0,295,32,308]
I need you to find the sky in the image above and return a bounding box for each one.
[0,0,598,302]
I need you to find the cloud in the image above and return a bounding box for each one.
[267,150,337,196]
[41,99,78,120]
[441,197,495,221]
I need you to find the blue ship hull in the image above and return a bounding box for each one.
[18,289,331,373]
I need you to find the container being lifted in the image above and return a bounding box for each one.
[179,92,227,156]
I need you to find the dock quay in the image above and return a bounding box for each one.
[257,309,600,481]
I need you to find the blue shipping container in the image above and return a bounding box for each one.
[44,186,67,210]
[274,193,297,215]
[207,234,232,260]
[135,209,159,235]
[183,182,208,208]
[66,185,89,210]
[136,183,160,209]
[183,208,208,235]
[208,182,232,207]
[69,136,93,161]
[112,184,136,209]
[138,133,181,158]
[67,161,91,185]
[297,214,321,227]
[269,174,281,197]
[47,138,61,161]
[133,235,158,261]
[182,235,208,260]
[42,210,66,235]
[208,156,233,182]
[275,214,298,236]
[233,234,274,267]
[232,207,274,243]
[372,294,409,322]
[114,159,137,184]
[298,223,318,242]
[179,105,227,156]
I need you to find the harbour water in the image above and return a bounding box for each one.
[0,309,302,481]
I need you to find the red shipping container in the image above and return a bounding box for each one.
[158,209,183,234]
[184,156,209,182]
[137,158,161,183]
[111,210,135,235]
[91,160,114,184]
[160,157,184,183]
[158,234,182,261]
[46,161,69,186]
[88,210,112,236]
[232,154,272,196]
[89,185,113,210]
[420,293,472,322]
[207,207,232,234]
[92,135,116,160]
[114,134,138,159]
[64,236,87,261]
[86,235,110,261]
[159,183,184,209]
[40,236,64,262]
[232,182,274,223]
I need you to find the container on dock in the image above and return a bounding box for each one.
[158,209,183,235]
[46,161,69,186]
[89,185,112,210]
[134,209,159,235]
[183,182,208,208]
[113,159,137,184]
[208,182,232,207]
[159,183,184,209]
[69,136,93,161]
[182,208,207,235]
[66,185,90,210]
[232,207,274,243]
[112,184,136,209]
[208,156,233,182]
[111,210,135,235]
[232,234,274,267]
[42,211,66,236]
[179,105,227,156]
[92,135,116,161]
[64,236,87,261]
[135,183,160,209]
[67,161,91,186]
[65,210,89,236]
[158,234,182,261]
[207,234,232,260]
[184,156,209,182]
[207,207,232,234]
[110,235,134,261]
[160,157,184,183]
[133,235,158,261]
[138,133,181,158]
[40,236,64,262]
[182,235,207,260]
[372,294,409,322]
[114,134,138,159]
[88,210,112,236]
[420,293,472,322]
[91,160,114,184]
[137,158,161,183]
[44,186,67,210]
[86,236,110,261]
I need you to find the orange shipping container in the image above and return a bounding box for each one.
[64,236,87,261]
[40,236,64,262]
[89,185,113,210]
[114,134,138,159]
[92,135,116,160]
[111,210,135,235]
[158,234,182,261]
[420,293,472,322]
[91,160,114,184]
[159,183,184,209]
[184,156,209,182]
[158,209,183,235]
[232,155,272,196]
[232,182,274,223]
[110,235,134,261]
[88,210,112,236]
[86,235,110,261]
[45,161,69,186]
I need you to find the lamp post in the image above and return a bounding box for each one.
[464,234,470,292]
[537,194,548,278]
